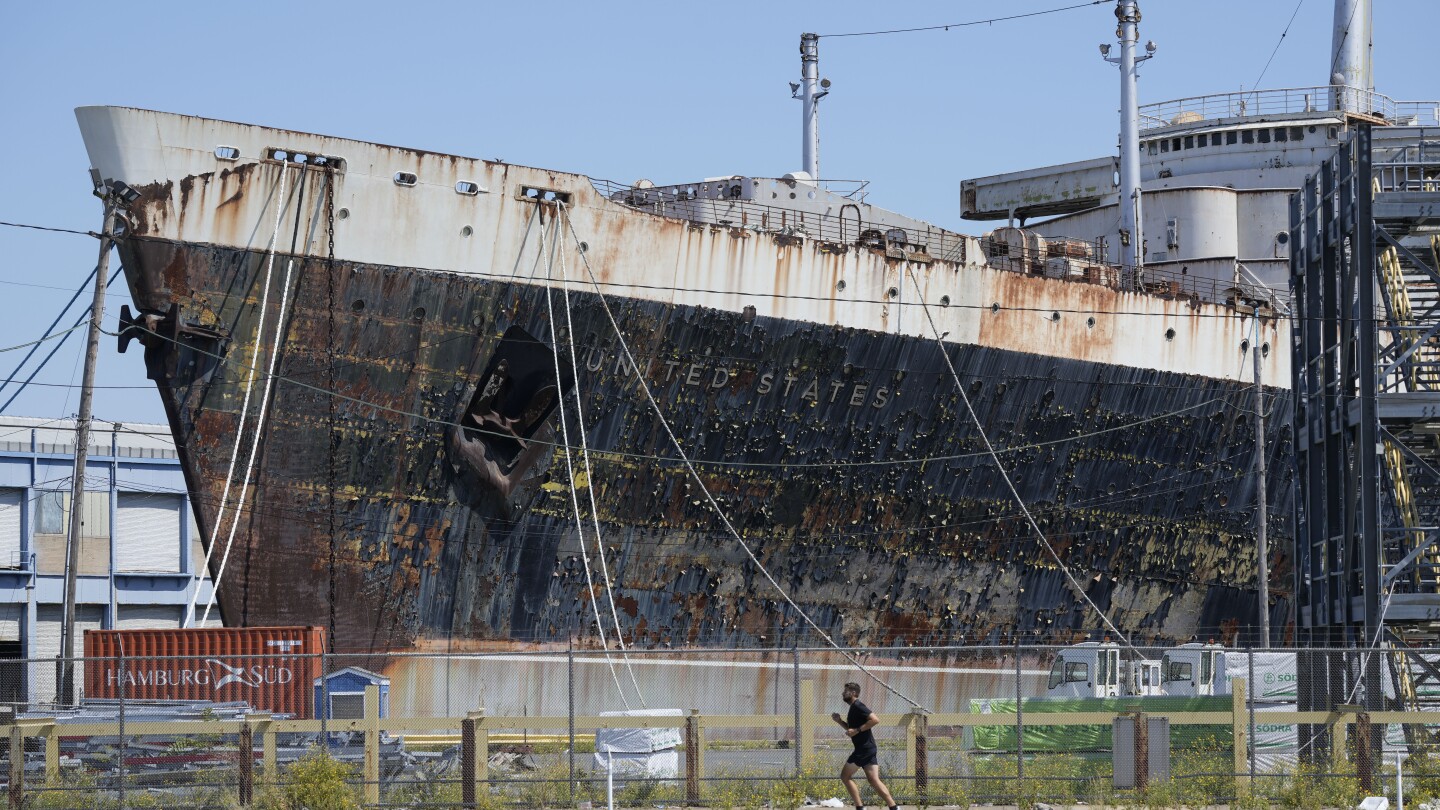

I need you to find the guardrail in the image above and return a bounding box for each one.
[590,178,971,265]
[1140,85,1440,130]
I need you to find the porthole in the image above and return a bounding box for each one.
[1086,317,1096,329]
[351,300,366,313]
[1261,342,1270,357]
[337,208,350,220]
[1241,339,1250,353]
[939,295,951,307]
[214,146,240,161]
[835,279,847,292]
[394,172,418,187]
[1050,311,1061,322]
[455,180,484,195]
[1165,327,1176,341]
[991,302,1001,314]
[413,307,426,320]
[579,241,589,253]
[461,225,473,237]
[886,287,899,299]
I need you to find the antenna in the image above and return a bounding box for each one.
[1101,1,1155,288]
[794,33,830,179]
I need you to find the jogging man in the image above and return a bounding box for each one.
[831,681,898,810]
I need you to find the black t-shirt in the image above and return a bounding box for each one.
[846,699,876,750]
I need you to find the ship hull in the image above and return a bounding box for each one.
[119,233,1292,652]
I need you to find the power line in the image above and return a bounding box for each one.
[1250,0,1307,93]
[820,1,1106,38]
[0,220,97,238]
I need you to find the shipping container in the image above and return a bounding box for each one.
[83,626,326,718]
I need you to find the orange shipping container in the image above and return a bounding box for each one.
[83,626,326,718]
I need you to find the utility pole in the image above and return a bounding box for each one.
[793,33,830,180]
[1101,1,1155,288]
[1253,322,1270,648]
[59,186,120,705]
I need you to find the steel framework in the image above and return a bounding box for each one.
[1291,126,1440,766]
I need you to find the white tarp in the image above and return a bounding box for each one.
[592,708,683,779]
[1221,652,1300,702]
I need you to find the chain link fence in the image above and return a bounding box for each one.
[2,644,1439,807]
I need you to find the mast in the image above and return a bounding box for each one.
[1102,1,1153,285]
[794,33,829,179]
[1330,0,1372,114]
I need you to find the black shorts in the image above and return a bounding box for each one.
[846,747,878,768]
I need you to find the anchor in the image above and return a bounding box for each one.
[118,303,227,383]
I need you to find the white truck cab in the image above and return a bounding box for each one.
[1046,642,1124,698]
[1161,642,1225,696]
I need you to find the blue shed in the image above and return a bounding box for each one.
[313,666,390,720]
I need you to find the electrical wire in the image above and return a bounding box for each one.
[0,267,126,414]
[819,1,1105,38]
[0,220,97,238]
[1250,0,1307,95]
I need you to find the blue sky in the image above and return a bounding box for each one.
[0,0,1433,423]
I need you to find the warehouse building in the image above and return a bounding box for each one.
[0,416,215,706]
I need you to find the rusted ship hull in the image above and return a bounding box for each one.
[80,107,1291,653]
[116,235,1290,652]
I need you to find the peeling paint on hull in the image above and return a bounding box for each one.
[119,235,1293,654]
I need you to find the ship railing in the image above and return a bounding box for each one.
[982,234,1291,309]
[819,178,871,202]
[1374,161,1440,193]
[1140,85,1440,130]
[591,177,971,264]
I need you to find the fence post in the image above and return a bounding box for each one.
[1231,679,1248,795]
[686,709,701,805]
[1248,651,1257,782]
[363,684,380,805]
[904,711,918,780]
[1330,706,1352,771]
[799,679,816,767]
[1015,643,1024,783]
[8,723,22,810]
[476,708,489,784]
[239,719,254,807]
[914,712,929,805]
[462,714,478,809]
[568,640,576,805]
[43,723,58,782]
[1356,712,1374,793]
[696,710,707,792]
[253,714,275,782]
[1134,712,1150,792]
[792,646,800,776]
